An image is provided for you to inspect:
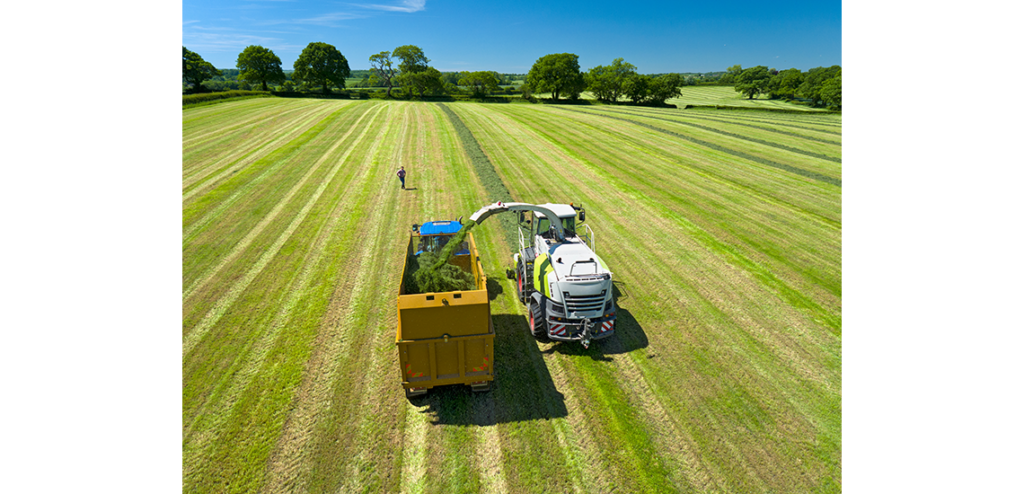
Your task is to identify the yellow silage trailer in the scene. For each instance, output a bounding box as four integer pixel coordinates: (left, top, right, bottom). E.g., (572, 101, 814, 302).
(396, 221, 494, 398)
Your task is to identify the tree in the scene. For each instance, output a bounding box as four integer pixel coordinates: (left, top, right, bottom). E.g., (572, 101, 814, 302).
(369, 51, 397, 97)
(236, 45, 285, 91)
(767, 68, 803, 99)
(183, 46, 220, 92)
(720, 64, 743, 84)
(392, 45, 438, 97)
(404, 67, 446, 97)
(392, 45, 430, 74)
(586, 58, 637, 103)
(819, 69, 841, 110)
(647, 73, 683, 104)
(293, 42, 351, 93)
(798, 65, 841, 106)
(623, 74, 651, 104)
(734, 65, 771, 99)
(458, 71, 500, 98)
(525, 53, 586, 100)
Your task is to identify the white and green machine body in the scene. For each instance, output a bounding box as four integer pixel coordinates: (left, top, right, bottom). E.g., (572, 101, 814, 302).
(470, 202, 616, 348)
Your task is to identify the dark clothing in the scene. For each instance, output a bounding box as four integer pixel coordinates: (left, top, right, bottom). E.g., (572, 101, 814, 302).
(397, 169, 406, 189)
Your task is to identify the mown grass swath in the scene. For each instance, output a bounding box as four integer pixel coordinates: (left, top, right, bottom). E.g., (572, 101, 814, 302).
(450, 101, 840, 490)
(183, 98, 841, 492)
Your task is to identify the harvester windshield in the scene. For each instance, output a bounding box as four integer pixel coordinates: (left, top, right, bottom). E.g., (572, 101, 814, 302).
(537, 216, 576, 239)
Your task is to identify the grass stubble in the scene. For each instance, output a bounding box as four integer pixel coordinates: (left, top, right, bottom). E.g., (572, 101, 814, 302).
(183, 97, 841, 493)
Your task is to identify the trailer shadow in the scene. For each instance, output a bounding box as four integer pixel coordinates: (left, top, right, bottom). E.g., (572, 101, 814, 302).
(485, 277, 503, 301)
(410, 313, 568, 426)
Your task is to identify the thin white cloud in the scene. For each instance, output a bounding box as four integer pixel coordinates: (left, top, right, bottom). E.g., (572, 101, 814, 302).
(183, 20, 200, 25)
(183, 27, 287, 53)
(357, 0, 425, 13)
(294, 11, 365, 25)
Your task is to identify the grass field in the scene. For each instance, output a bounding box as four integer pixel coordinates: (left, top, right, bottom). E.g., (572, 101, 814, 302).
(666, 86, 828, 111)
(183, 98, 841, 493)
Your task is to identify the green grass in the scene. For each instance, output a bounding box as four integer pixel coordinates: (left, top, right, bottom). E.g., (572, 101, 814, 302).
(184, 98, 841, 492)
(667, 85, 829, 111)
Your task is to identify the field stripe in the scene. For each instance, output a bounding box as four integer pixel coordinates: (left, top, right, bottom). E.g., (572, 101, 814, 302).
(457, 101, 837, 489)
(183, 99, 318, 148)
(182, 127, 376, 490)
(452, 103, 689, 492)
(493, 105, 840, 229)
(261, 104, 398, 493)
(499, 105, 841, 332)
(556, 107, 842, 186)
(183, 102, 345, 201)
(182, 99, 841, 492)
(605, 106, 843, 145)
(672, 109, 844, 136)
(183, 103, 385, 358)
(598, 108, 842, 162)
(182, 100, 332, 181)
(182, 103, 370, 300)
(182, 108, 382, 439)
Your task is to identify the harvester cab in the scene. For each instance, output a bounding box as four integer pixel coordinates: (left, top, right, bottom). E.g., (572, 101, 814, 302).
(470, 201, 616, 348)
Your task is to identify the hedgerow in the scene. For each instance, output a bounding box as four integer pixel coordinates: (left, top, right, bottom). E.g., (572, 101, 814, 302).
(182, 90, 271, 106)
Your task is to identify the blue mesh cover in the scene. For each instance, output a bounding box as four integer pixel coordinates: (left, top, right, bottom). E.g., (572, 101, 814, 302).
(420, 220, 462, 235)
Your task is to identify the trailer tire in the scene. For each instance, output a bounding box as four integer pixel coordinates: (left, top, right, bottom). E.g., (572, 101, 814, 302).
(529, 300, 547, 338)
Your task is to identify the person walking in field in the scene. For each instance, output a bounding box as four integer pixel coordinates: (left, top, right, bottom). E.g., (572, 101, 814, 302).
(397, 166, 407, 190)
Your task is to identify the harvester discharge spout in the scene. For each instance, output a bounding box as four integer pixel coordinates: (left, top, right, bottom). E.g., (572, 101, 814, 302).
(469, 202, 567, 242)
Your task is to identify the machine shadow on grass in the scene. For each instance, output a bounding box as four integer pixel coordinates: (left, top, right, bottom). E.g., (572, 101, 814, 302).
(541, 280, 649, 361)
(410, 313, 568, 426)
(485, 277, 503, 301)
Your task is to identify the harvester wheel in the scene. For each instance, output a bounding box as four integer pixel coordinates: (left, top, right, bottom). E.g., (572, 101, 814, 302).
(529, 300, 547, 338)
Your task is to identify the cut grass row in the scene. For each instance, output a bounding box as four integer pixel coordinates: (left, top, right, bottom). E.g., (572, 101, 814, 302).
(555, 106, 841, 186)
(601, 106, 843, 147)
(183, 98, 841, 492)
(451, 102, 840, 490)
(183, 103, 393, 493)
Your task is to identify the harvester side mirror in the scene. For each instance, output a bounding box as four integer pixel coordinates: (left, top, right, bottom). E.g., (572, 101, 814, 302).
(579, 210, 586, 222)
(519, 212, 525, 223)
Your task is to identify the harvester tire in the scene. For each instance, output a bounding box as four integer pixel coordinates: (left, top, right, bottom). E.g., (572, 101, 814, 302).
(529, 300, 547, 338)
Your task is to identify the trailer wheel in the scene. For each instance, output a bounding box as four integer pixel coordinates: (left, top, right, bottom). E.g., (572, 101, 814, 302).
(529, 300, 547, 338)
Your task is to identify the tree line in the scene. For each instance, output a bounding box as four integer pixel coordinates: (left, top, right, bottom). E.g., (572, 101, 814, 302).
(184, 44, 839, 109)
(719, 64, 841, 109)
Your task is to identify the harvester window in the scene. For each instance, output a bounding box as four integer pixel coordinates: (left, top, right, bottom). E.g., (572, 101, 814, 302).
(536, 217, 576, 239)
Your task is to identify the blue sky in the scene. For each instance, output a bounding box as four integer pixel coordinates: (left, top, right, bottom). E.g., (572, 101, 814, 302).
(183, 0, 841, 73)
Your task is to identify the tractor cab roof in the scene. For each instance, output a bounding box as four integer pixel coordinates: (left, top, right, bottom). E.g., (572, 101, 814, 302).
(419, 220, 462, 235)
(531, 203, 576, 219)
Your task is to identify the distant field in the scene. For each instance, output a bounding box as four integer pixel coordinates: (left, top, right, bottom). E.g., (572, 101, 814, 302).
(183, 98, 841, 493)
(668, 85, 827, 111)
